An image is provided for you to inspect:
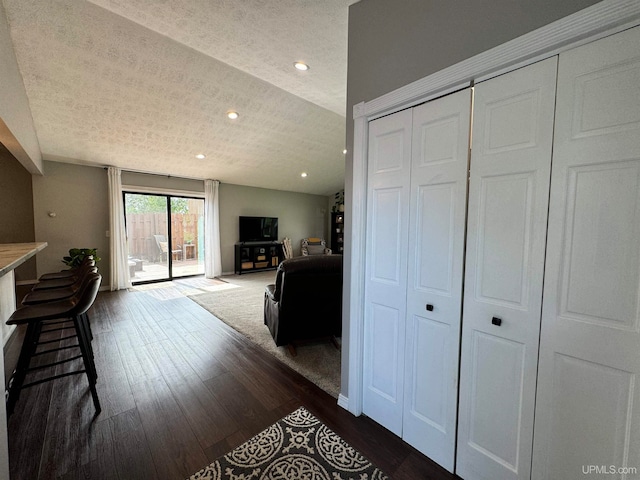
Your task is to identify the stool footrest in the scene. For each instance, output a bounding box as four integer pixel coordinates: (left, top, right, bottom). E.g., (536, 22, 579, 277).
(37, 334, 78, 345)
(40, 326, 73, 335)
(42, 319, 73, 327)
(22, 369, 88, 389)
(33, 344, 80, 357)
(27, 354, 83, 372)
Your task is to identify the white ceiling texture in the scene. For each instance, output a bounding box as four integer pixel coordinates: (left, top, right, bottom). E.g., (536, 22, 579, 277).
(3, 0, 355, 195)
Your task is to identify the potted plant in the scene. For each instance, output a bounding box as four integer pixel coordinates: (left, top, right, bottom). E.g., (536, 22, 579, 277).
(62, 248, 101, 267)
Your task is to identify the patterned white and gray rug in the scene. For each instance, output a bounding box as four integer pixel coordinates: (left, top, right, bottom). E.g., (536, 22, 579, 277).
(187, 407, 388, 480)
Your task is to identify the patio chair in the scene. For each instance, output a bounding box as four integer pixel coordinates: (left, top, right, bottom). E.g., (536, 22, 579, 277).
(153, 235, 182, 262)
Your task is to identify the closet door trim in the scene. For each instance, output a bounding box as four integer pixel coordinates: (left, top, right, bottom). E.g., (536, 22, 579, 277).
(361, 0, 640, 121)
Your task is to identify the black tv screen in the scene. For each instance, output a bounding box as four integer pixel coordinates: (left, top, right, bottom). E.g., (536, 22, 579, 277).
(239, 216, 278, 243)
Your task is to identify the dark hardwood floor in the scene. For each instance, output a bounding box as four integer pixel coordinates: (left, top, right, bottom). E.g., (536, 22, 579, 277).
(6, 283, 459, 479)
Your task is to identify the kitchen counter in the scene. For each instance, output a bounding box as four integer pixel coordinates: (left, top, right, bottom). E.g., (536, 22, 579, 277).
(1, 241, 47, 343)
(0, 242, 47, 277)
(0, 242, 47, 480)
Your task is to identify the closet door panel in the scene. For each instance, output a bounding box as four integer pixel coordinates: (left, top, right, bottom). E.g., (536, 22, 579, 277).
(367, 303, 401, 398)
(363, 109, 412, 435)
(415, 183, 456, 292)
(562, 163, 640, 323)
(457, 57, 558, 480)
(467, 331, 524, 466)
(533, 26, 640, 479)
(407, 314, 449, 423)
(370, 188, 404, 282)
(404, 89, 471, 471)
(475, 172, 534, 307)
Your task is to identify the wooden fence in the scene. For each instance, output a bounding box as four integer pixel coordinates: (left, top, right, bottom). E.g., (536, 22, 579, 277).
(126, 213, 200, 262)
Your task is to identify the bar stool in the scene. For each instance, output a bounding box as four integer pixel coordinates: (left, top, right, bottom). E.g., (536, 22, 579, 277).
(38, 256, 95, 281)
(22, 268, 99, 349)
(32, 262, 97, 291)
(6, 273, 102, 417)
(23, 266, 98, 305)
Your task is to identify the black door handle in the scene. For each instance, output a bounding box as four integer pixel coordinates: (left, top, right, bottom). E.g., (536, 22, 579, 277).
(492, 316, 502, 326)
(426, 304, 434, 311)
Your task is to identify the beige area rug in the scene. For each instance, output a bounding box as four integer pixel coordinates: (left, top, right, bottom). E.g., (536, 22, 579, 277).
(187, 271, 341, 398)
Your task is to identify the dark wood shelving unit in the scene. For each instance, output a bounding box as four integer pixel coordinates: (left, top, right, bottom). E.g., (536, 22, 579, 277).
(234, 242, 283, 274)
(331, 212, 344, 254)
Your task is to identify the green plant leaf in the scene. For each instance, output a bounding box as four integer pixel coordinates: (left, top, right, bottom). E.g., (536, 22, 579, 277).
(62, 248, 100, 266)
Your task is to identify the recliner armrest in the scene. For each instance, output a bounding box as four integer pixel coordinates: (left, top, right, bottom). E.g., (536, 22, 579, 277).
(265, 284, 277, 302)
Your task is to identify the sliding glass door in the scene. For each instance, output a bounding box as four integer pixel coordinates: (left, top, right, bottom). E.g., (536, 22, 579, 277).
(124, 192, 205, 283)
(170, 197, 205, 278)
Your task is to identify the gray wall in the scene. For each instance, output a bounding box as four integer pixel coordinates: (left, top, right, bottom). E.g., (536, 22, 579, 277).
(342, 0, 601, 397)
(32, 161, 111, 286)
(347, 0, 600, 110)
(0, 143, 36, 281)
(31, 161, 330, 281)
(220, 184, 329, 273)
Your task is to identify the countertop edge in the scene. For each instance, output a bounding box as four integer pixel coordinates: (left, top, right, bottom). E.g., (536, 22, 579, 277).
(0, 242, 48, 278)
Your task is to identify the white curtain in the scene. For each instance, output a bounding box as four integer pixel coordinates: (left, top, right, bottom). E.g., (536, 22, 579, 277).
(107, 167, 131, 290)
(204, 179, 222, 278)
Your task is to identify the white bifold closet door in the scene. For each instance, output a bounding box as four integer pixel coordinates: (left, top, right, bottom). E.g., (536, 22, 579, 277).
(532, 26, 640, 479)
(363, 107, 412, 436)
(363, 89, 471, 471)
(403, 90, 471, 471)
(456, 57, 558, 480)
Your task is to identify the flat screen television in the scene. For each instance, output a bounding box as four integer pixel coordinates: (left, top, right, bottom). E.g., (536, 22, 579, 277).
(239, 216, 278, 243)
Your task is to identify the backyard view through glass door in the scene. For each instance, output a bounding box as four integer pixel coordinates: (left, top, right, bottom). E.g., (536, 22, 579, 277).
(124, 193, 205, 283)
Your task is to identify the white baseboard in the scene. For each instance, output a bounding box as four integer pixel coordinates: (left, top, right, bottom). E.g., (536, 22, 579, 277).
(337, 393, 350, 411)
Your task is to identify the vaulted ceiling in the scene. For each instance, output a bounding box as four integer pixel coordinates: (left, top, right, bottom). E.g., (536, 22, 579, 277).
(3, 0, 355, 195)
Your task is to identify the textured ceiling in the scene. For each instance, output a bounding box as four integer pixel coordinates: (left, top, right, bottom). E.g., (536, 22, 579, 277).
(3, 0, 354, 195)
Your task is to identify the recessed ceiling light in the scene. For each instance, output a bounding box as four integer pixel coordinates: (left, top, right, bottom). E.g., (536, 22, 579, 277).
(342, 149, 347, 154)
(227, 111, 239, 120)
(301, 172, 308, 178)
(294, 62, 309, 71)
(195, 154, 206, 159)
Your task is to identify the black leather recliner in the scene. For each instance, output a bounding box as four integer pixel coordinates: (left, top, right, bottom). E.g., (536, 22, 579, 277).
(264, 255, 343, 348)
